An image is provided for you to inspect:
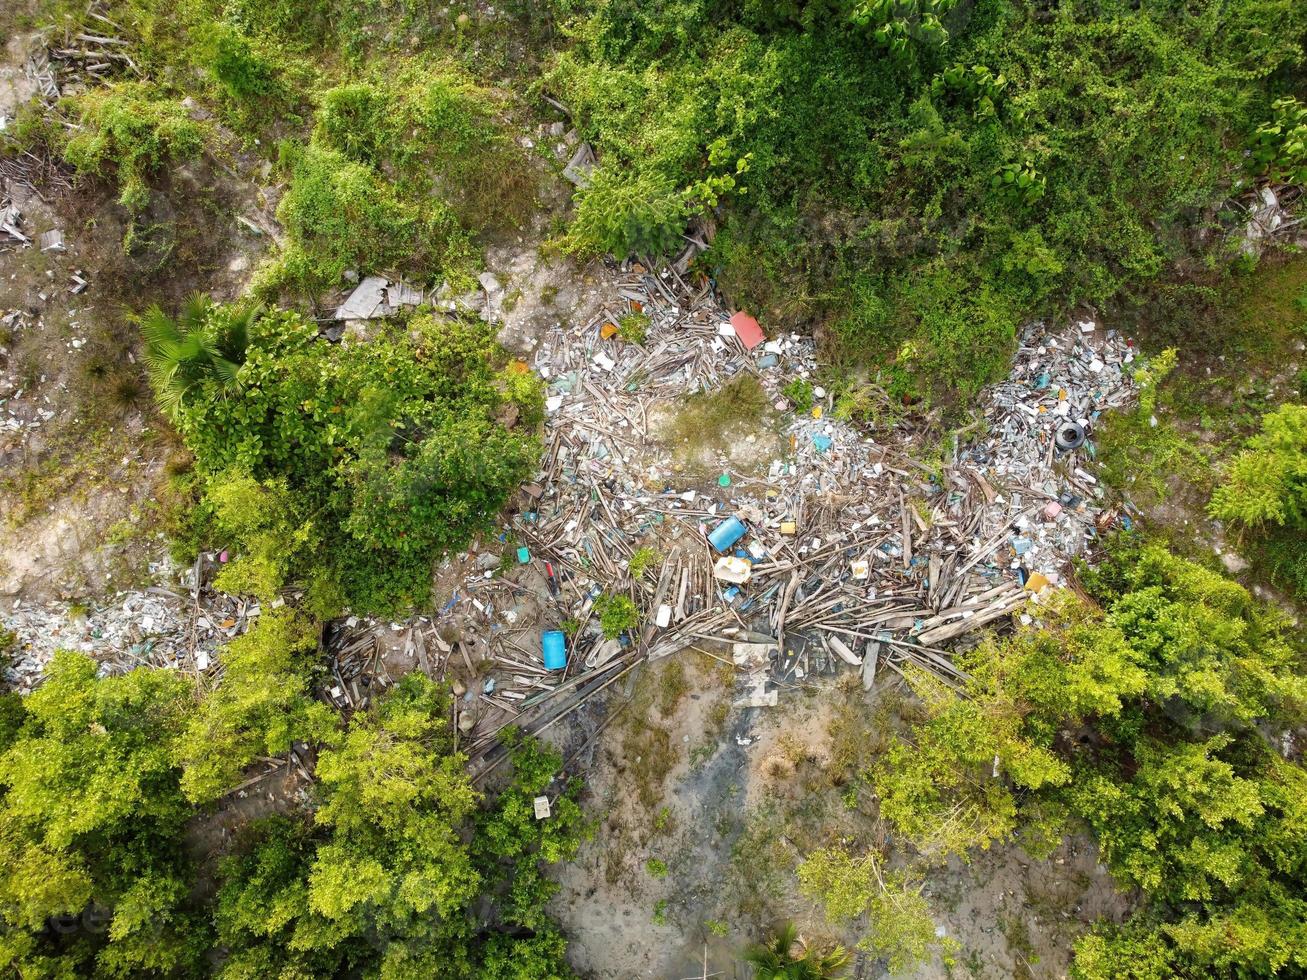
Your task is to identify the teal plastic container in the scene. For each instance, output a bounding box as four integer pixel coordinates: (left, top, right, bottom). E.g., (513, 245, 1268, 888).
(708, 516, 747, 552)
(542, 630, 567, 671)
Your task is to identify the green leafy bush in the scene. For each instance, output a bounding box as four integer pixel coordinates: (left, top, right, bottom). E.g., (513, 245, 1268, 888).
(478, 929, 578, 979)
(796, 848, 945, 970)
(205, 472, 324, 605)
(872, 540, 1307, 978)
(827, 263, 1018, 399)
(783, 377, 815, 413)
(1209, 403, 1307, 531)
(62, 81, 208, 212)
(593, 593, 639, 639)
(162, 304, 542, 614)
(0, 649, 585, 976)
(850, 0, 956, 61)
(990, 159, 1046, 206)
(617, 311, 650, 344)
(563, 166, 691, 259)
(472, 733, 591, 930)
(1250, 97, 1307, 184)
(314, 81, 393, 164)
(204, 21, 278, 101)
(932, 62, 1008, 117)
(628, 545, 660, 579)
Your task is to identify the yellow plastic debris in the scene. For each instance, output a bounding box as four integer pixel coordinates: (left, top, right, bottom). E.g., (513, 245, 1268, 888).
(1024, 572, 1051, 592)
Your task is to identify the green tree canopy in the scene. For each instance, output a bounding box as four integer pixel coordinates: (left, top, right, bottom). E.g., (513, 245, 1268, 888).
(162, 306, 543, 614)
(0, 653, 204, 977)
(177, 609, 336, 804)
(215, 676, 584, 978)
(870, 541, 1307, 978)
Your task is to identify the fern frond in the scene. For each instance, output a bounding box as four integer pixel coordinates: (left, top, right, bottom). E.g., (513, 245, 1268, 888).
(179, 292, 213, 333)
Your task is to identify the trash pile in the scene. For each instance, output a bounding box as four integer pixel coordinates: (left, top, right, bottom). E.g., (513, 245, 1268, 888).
(1, 197, 30, 247)
(1, 248, 1137, 769)
(325, 263, 1140, 769)
(1, 556, 251, 693)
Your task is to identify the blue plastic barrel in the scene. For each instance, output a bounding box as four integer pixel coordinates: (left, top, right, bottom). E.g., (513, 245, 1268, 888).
(708, 516, 747, 552)
(542, 630, 567, 671)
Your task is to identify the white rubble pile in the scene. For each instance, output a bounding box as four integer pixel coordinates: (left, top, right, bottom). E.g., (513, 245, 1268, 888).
(2, 556, 253, 692)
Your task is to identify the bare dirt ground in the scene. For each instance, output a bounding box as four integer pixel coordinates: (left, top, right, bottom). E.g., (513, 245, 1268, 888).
(0, 25, 274, 606)
(552, 654, 1133, 979)
(0, 176, 166, 601)
(481, 243, 612, 357)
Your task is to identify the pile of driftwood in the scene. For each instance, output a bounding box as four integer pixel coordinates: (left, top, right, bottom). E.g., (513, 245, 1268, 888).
(0, 7, 127, 207)
(320, 259, 1139, 776)
(46, 5, 138, 89)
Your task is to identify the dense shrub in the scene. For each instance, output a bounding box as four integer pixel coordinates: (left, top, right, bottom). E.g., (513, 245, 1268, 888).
(264, 142, 463, 297)
(563, 166, 691, 259)
(0, 653, 206, 976)
(167, 305, 542, 613)
(177, 609, 336, 804)
(214, 676, 584, 977)
(0, 658, 581, 977)
(593, 593, 640, 639)
(472, 733, 591, 931)
(547, 0, 1307, 401)
(797, 847, 947, 970)
(203, 21, 278, 101)
(61, 81, 208, 212)
(870, 540, 1307, 978)
(1210, 403, 1307, 531)
(261, 66, 533, 297)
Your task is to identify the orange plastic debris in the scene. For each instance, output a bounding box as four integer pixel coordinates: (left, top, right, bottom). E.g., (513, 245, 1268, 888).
(729, 311, 765, 350)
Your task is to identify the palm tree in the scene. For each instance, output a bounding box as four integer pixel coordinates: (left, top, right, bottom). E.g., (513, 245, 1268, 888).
(136, 293, 258, 420)
(742, 923, 852, 979)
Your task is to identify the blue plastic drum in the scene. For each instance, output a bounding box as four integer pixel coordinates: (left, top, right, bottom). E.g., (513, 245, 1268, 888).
(542, 630, 567, 671)
(708, 516, 747, 552)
